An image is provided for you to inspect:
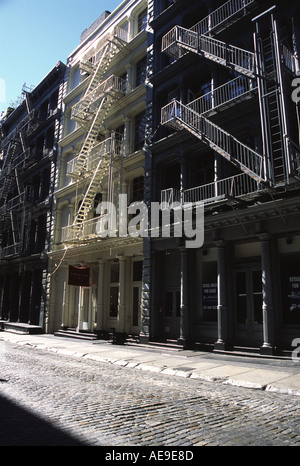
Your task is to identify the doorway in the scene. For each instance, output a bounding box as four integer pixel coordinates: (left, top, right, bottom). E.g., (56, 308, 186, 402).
(164, 290, 180, 340)
(235, 267, 263, 347)
(76, 287, 92, 332)
(131, 284, 142, 334)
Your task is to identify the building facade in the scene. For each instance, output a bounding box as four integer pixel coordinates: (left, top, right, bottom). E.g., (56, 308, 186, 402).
(47, 1, 150, 340)
(144, 0, 300, 356)
(0, 62, 66, 333)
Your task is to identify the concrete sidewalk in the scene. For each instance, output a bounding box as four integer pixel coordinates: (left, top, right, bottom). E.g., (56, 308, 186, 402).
(1, 331, 300, 396)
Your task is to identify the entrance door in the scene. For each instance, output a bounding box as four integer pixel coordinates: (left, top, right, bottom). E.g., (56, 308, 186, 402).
(131, 284, 142, 334)
(235, 268, 263, 347)
(164, 290, 180, 340)
(77, 287, 92, 332)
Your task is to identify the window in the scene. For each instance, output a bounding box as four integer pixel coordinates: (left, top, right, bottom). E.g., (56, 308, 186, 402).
(138, 8, 147, 33)
(132, 176, 144, 202)
(136, 56, 147, 87)
(115, 124, 125, 155)
(109, 262, 119, 318)
(281, 257, 300, 325)
(133, 260, 143, 281)
(202, 262, 217, 322)
(93, 193, 102, 217)
(134, 111, 146, 151)
(109, 287, 119, 318)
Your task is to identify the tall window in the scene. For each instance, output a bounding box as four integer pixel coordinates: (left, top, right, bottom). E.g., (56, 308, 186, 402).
(134, 111, 146, 151)
(115, 124, 125, 155)
(132, 176, 144, 202)
(109, 262, 119, 318)
(138, 8, 147, 32)
(136, 56, 147, 87)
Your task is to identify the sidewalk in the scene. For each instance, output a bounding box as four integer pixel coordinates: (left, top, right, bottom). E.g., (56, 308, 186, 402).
(1, 331, 300, 396)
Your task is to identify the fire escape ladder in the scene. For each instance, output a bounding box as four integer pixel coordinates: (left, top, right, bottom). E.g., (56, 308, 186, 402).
(72, 151, 112, 232)
(10, 209, 19, 247)
(84, 43, 112, 99)
(70, 41, 126, 178)
(64, 35, 128, 242)
(161, 100, 264, 183)
(72, 97, 111, 178)
(254, 13, 290, 186)
(0, 141, 19, 203)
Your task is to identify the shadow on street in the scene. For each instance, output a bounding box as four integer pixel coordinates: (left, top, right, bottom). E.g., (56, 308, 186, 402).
(0, 390, 89, 446)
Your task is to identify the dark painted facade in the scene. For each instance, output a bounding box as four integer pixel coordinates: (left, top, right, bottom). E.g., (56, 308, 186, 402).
(0, 61, 66, 333)
(142, 0, 300, 355)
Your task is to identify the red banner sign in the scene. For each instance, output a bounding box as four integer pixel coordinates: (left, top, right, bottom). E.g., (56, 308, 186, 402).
(68, 266, 90, 287)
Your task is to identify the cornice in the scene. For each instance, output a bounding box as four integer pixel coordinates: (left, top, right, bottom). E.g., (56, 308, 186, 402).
(49, 236, 143, 260)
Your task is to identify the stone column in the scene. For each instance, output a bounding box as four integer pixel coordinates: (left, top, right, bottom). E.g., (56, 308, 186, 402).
(178, 248, 190, 347)
(96, 260, 105, 331)
(124, 116, 131, 156)
(60, 265, 69, 329)
(118, 256, 126, 333)
(139, 238, 151, 344)
(126, 62, 133, 94)
(214, 241, 228, 350)
(260, 234, 275, 355)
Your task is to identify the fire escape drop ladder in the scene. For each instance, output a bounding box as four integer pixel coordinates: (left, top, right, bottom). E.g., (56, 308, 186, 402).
(253, 9, 291, 186)
(69, 38, 126, 239)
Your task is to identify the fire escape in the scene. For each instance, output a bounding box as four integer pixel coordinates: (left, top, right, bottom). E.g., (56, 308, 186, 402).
(160, 0, 300, 206)
(0, 93, 39, 258)
(62, 30, 129, 243)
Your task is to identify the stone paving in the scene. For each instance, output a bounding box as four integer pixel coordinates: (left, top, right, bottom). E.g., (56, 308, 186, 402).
(0, 336, 299, 447)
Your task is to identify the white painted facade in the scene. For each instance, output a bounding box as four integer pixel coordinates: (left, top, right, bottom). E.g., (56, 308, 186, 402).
(47, 0, 149, 338)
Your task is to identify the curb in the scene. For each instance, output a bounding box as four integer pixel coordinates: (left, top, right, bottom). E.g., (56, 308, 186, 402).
(8, 338, 300, 397)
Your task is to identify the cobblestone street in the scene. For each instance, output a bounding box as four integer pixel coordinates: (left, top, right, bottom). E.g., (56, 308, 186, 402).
(0, 340, 299, 449)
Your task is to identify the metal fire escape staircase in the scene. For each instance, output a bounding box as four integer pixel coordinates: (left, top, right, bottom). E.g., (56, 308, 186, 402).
(162, 100, 264, 183)
(161, 19, 264, 183)
(65, 35, 127, 242)
(0, 134, 28, 257)
(162, 2, 299, 191)
(253, 13, 295, 186)
(0, 95, 40, 257)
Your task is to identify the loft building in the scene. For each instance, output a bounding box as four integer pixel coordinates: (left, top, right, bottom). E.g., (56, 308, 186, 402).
(48, 1, 149, 341)
(0, 62, 66, 334)
(144, 0, 300, 356)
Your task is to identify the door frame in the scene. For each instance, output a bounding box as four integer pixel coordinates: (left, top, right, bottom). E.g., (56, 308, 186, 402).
(131, 283, 142, 334)
(234, 265, 263, 347)
(77, 286, 92, 332)
(163, 289, 180, 340)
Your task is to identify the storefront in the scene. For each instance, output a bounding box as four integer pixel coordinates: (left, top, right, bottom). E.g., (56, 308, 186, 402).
(48, 241, 144, 340)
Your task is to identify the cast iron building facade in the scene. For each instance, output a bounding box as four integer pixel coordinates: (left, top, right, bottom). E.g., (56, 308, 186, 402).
(0, 62, 66, 333)
(144, 0, 300, 355)
(47, 1, 149, 340)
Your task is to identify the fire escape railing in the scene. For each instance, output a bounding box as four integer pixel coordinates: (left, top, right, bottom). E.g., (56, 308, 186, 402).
(162, 26, 256, 78)
(161, 100, 264, 182)
(190, 0, 256, 36)
(161, 172, 262, 206)
(186, 75, 257, 115)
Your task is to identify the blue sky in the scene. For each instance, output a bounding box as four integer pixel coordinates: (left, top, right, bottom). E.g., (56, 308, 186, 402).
(0, 0, 122, 114)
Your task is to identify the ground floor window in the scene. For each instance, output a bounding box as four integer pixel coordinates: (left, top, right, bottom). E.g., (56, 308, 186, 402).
(109, 262, 119, 318)
(281, 256, 300, 325)
(202, 261, 217, 322)
(109, 286, 119, 318)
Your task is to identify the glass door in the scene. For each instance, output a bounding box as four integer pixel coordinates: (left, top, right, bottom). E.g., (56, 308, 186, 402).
(164, 290, 180, 340)
(77, 287, 92, 332)
(132, 285, 142, 332)
(235, 267, 263, 347)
